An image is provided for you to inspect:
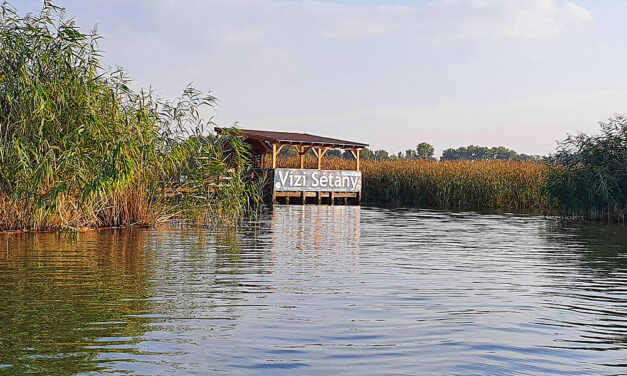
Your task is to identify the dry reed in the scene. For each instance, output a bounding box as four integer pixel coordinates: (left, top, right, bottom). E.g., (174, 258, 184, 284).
(275, 156, 551, 212)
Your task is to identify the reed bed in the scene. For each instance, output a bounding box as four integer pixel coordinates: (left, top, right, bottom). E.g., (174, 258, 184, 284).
(0, 3, 261, 232)
(545, 115, 627, 223)
(276, 156, 551, 212)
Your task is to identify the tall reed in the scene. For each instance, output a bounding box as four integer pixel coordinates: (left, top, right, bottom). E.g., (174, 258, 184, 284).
(0, 2, 261, 231)
(276, 156, 550, 212)
(545, 115, 627, 222)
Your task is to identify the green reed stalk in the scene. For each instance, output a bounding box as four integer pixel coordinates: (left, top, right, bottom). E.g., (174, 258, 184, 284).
(0, 2, 261, 231)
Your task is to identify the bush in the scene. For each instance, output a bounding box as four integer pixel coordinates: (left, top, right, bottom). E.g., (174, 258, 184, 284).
(545, 115, 627, 222)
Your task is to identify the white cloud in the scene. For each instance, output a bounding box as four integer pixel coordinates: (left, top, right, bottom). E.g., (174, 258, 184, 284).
(36, 0, 612, 157)
(161, 0, 591, 42)
(424, 0, 593, 40)
(565, 2, 593, 20)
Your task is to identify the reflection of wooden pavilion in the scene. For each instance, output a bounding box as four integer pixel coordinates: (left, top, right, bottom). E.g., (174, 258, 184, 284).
(216, 128, 369, 204)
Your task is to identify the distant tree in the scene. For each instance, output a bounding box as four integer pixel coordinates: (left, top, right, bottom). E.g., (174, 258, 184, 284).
(342, 150, 354, 160)
(517, 154, 543, 162)
(404, 149, 418, 160)
(416, 142, 435, 160)
(373, 149, 390, 160)
(440, 147, 464, 161)
(326, 149, 343, 158)
(488, 146, 517, 160)
(279, 146, 299, 158)
(441, 145, 521, 161)
(359, 148, 375, 160)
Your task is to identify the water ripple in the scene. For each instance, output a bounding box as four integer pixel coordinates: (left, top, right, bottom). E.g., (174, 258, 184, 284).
(0, 206, 625, 375)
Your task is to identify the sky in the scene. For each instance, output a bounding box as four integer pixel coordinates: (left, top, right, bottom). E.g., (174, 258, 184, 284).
(12, 0, 627, 156)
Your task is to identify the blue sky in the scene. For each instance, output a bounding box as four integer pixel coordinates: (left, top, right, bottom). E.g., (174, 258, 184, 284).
(13, 0, 627, 156)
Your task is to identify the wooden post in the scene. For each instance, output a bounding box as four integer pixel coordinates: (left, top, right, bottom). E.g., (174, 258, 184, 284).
(315, 147, 328, 170)
(272, 144, 277, 169)
(272, 144, 285, 169)
(349, 148, 360, 171)
(297, 146, 311, 169)
(317, 148, 322, 170)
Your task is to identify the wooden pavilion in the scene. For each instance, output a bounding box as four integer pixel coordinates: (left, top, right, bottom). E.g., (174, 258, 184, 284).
(216, 128, 368, 205)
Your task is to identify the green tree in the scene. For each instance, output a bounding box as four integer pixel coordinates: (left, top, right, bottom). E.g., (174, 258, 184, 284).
(360, 148, 375, 160)
(373, 150, 390, 160)
(416, 142, 435, 160)
(326, 149, 343, 158)
(404, 149, 418, 160)
(441, 145, 520, 161)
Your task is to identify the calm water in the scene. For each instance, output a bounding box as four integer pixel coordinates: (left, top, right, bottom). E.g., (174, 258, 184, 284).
(0, 206, 625, 375)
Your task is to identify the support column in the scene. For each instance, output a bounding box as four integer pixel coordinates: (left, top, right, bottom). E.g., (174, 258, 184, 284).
(315, 147, 328, 170)
(272, 144, 285, 169)
(272, 144, 277, 169)
(349, 148, 361, 171)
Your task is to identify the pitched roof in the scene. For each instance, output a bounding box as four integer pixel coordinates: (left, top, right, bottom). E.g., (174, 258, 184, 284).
(215, 128, 368, 149)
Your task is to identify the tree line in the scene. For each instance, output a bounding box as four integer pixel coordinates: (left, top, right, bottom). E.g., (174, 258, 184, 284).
(280, 142, 541, 161)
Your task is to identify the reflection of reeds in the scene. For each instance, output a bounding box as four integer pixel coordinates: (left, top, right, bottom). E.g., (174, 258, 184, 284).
(276, 156, 551, 212)
(0, 229, 153, 374)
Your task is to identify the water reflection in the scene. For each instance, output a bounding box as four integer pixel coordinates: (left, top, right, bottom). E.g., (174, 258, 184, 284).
(269, 205, 360, 250)
(539, 222, 627, 353)
(268, 205, 360, 271)
(0, 208, 625, 375)
(0, 229, 153, 375)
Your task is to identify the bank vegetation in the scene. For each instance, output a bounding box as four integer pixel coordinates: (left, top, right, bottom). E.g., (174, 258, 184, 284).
(276, 157, 551, 212)
(0, 3, 262, 232)
(545, 115, 626, 223)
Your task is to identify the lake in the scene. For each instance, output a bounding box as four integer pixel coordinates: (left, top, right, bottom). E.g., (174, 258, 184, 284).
(0, 206, 625, 375)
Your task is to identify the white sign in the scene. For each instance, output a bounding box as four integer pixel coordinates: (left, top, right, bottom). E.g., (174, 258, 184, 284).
(274, 168, 362, 192)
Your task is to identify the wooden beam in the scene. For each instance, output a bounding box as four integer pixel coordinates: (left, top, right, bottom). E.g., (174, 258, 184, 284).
(348, 148, 361, 171)
(272, 144, 285, 169)
(348, 149, 361, 171)
(315, 147, 329, 170)
(318, 148, 322, 170)
(297, 146, 311, 169)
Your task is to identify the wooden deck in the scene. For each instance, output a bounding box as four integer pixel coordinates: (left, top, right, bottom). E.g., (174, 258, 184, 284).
(273, 190, 360, 205)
